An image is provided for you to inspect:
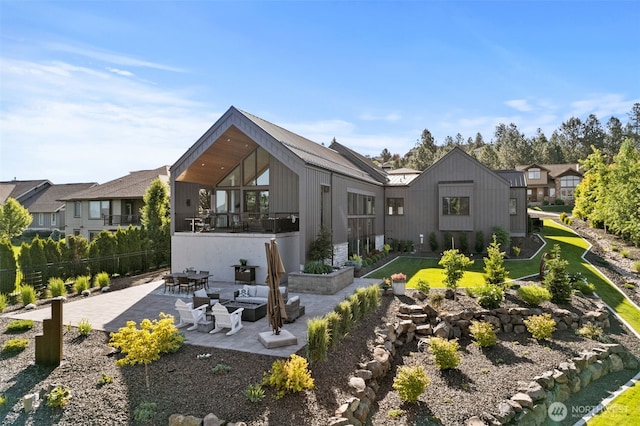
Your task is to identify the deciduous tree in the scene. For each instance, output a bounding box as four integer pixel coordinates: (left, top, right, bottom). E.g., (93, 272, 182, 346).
(0, 198, 32, 240)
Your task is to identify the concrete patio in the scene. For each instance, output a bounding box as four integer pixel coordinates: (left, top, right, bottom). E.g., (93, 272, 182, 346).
(4, 277, 380, 358)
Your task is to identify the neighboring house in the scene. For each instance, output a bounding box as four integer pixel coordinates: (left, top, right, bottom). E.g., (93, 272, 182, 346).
(59, 166, 170, 240)
(516, 163, 583, 205)
(170, 106, 527, 283)
(0, 180, 96, 233)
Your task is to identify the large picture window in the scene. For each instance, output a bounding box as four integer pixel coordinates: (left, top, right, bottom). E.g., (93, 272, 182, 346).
(387, 198, 404, 215)
(89, 200, 110, 220)
(560, 175, 580, 200)
(348, 191, 376, 256)
(442, 197, 469, 216)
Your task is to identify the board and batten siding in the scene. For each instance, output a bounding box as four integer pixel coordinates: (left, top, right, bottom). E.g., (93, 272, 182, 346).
(269, 158, 299, 214)
(386, 149, 511, 249)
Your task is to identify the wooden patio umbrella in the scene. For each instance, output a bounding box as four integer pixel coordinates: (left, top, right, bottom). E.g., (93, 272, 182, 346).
(265, 238, 287, 335)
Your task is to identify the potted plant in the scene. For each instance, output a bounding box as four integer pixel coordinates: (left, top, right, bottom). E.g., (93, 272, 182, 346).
(239, 258, 248, 266)
(379, 277, 393, 296)
(391, 272, 407, 295)
(346, 254, 362, 271)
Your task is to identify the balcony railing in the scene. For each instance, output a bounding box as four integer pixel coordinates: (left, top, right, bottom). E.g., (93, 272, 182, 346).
(103, 215, 142, 226)
(175, 212, 299, 233)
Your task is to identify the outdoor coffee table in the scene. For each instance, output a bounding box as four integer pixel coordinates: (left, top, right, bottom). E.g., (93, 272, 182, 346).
(223, 301, 267, 322)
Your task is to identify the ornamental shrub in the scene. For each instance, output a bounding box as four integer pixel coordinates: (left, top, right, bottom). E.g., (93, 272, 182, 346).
(393, 365, 430, 402)
(243, 383, 266, 403)
(524, 313, 556, 341)
(517, 285, 552, 306)
(576, 322, 606, 342)
(306, 317, 329, 363)
(475, 230, 485, 254)
(20, 285, 36, 306)
(428, 337, 461, 370)
(325, 311, 343, 349)
(48, 277, 67, 298)
(74, 275, 90, 294)
(263, 354, 314, 399)
(469, 321, 497, 347)
(438, 249, 473, 297)
(429, 232, 438, 251)
(475, 284, 504, 309)
(78, 318, 92, 336)
(416, 278, 430, 294)
(94, 272, 110, 288)
(2, 338, 29, 353)
(0, 294, 6, 313)
(46, 385, 71, 408)
(303, 261, 333, 274)
(109, 313, 184, 389)
(6, 319, 34, 333)
(335, 300, 354, 332)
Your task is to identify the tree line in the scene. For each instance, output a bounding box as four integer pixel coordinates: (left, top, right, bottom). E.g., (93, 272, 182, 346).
(378, 103, 640, 171)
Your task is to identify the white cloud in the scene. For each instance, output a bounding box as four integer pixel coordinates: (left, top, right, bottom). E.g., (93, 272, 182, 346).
(505, 99, 533, 112)
(570, 93, 639, 119)
(107, 67, 134, 77)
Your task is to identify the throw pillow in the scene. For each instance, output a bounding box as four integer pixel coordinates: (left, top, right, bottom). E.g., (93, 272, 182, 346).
(194, 288, 208, 298)
(238, 288, 249, 298)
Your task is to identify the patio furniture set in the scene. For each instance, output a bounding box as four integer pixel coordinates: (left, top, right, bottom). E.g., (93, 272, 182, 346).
(173, 285, 305, 336)
(163, 271, 211, 294)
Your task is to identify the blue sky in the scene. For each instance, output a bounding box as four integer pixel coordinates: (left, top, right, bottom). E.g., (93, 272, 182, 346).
(1, 0, 639, 184)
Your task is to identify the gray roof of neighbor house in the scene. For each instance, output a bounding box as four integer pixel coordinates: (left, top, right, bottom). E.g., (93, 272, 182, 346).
(516, 163, 582, 178)
(22, 183, 98, 212)
(238, 110, 381, 184)
(0, 180, 51, 204)
(496, 170, 527, 188)
(59, 166, 169, 201)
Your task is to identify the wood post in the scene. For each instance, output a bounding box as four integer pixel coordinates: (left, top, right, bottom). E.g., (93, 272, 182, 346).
(35, 298, 63, 366)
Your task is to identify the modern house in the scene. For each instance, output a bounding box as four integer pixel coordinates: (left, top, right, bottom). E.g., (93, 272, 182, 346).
(170, 107, 527, 283)
(516, 163, 583, 205)
(59, 166, 170, 240)
(0, 180, 96, 234)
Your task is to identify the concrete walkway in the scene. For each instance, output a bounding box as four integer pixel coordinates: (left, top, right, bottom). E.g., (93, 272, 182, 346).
(3, 277, 379, 358)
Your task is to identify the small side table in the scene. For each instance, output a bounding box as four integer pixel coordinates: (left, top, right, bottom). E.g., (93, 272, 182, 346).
(232, 265, 258, 284)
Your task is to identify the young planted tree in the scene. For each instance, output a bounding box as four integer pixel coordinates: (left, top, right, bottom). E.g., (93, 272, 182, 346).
(543, 244, 572, 304)
(309, 227, 333, 264)
(0, 240, 17, 293)
(483, 235, 508, 286)
(438, 249, 473, 299)
(141, 178, 170, 268)
(0, 198, 32, 241)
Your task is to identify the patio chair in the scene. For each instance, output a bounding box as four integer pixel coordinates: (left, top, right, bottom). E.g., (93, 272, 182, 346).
(174, 299, 207, 331)
(177, 275, 192, 293)
(198, 270, 210, 289)
(209, 302, 244, 336)
(163, 274, 178, 293)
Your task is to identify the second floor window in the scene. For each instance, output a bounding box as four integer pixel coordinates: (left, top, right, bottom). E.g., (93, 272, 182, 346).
(387, 198, 404, 215)
(442, 196, 469, 216)
(74, 202, 81, 217)
(528, 168, 540, 180)
(89, 200, 110, 219)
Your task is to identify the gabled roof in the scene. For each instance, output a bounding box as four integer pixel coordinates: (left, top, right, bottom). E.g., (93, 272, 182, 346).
(60, 166, 169, 201)
(21, 183, 97, 212)
(0, 180, 51, 203)
(172, 107, 382, 186)
(328, 139, 388, 184)
(516, 163, 582, 178)
(419, 147, 511, 186)
(239, 110, 380, 183)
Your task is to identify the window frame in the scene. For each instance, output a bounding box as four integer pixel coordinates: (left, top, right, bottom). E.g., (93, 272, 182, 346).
(386, 198, 404, 216)
(509, 198, 517, 215)
(442, 196, 470, 216)
(528, 168, 541, 180)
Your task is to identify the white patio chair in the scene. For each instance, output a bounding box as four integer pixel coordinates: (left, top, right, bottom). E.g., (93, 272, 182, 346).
(209, 303, 244, 336)
(174, 299, 207, 331)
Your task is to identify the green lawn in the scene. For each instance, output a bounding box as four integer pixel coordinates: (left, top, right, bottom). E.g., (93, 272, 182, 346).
(588, 381, 640, 425)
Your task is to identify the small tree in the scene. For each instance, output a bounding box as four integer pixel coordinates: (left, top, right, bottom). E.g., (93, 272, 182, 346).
(141, 178, 171, 268)
(474, 230, 485, 254)
(483, 235, 508, 285)
(308, 227, 333, 264)
(0, 198, 32, 240)
(109, 313, 184, 390)
(438, 249, 473, 299)
(543, 244, 572, 304)
(492, 226, 510, 250)
(0, 240, 17, 293)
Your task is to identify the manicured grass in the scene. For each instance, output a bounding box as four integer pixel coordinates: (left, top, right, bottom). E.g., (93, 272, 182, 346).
(588, 381, 640, 425)
(533, 205, 574, 214)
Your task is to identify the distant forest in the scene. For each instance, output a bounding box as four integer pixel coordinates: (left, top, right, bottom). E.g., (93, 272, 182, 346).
(376, 103, 640, 171)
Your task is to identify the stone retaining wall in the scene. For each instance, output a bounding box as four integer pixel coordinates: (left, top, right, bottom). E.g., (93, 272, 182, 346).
(287, 267, 354, 295)
(328, 299, 635, 426)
